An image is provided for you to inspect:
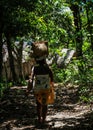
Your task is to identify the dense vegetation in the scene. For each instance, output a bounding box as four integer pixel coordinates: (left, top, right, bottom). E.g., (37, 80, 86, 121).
(0, 0, 93, 103)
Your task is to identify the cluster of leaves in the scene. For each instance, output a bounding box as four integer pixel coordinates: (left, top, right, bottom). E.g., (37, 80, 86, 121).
(52, 46, 93, 103)
(0, 81, 13, 98)
(0, 79, 27, 98)
(0, 0, 93, 102)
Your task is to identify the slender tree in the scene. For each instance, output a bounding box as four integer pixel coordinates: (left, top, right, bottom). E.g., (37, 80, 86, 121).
(85, 1, 93, 51)
(70, 2, 83, 57)
(0, 5, 4, 81)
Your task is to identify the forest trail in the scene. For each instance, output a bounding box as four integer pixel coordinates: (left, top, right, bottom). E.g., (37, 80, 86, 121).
(0, 83, 93, 130)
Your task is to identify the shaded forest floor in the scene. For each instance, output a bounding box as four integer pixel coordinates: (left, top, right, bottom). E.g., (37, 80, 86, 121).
(0, 83, 93, 130)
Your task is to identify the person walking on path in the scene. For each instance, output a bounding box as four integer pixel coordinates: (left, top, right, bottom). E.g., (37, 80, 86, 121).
(26, 41, 55, 124)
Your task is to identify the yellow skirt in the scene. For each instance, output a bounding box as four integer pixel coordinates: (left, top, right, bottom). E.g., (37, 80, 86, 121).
(34, 87, 55, 105)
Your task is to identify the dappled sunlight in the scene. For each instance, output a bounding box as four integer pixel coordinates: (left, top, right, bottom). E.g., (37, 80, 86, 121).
(0, 84, 92, 130)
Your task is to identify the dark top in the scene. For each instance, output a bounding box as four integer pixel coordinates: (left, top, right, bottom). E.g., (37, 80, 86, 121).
(32, 63, 53, 82)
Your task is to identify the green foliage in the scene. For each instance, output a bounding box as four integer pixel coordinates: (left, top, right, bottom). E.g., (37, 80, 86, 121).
(0, 0, 38, 37)
(0, 0, 93, 103)
(79, 84, 93, 103)
(20, 80, 27, 86)
(0, 83, 5, 97)
(27, 0, 74, 46)
(0, 79, 27, 98)
(52, 64, 65, 82)
(0, 81, 13, 98)
(82, 41, 91, 53)
(51, 44, 93, 103)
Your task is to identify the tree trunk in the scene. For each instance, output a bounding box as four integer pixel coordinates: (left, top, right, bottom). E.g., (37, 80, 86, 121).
(0, 33, 3, 82)
(70, 3, 83, 57)
(0, 6, 3, 82)
(17, 40, 24, 80)
(6, 36, 17, 82)
(86, 6, 93, 51)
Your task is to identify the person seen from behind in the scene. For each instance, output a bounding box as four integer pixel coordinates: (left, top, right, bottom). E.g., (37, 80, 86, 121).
(26, 41, 55, 124)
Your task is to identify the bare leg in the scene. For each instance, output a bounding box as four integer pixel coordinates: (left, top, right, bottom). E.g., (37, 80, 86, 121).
(36, 100, 42, 123)
(42, 105, 47, 123)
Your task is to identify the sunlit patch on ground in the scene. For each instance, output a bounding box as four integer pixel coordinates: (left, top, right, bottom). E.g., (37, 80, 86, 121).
(0, 84, 93, 130)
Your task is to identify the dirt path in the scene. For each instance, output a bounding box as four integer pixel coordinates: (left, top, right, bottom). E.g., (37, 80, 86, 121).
(0, 84, 93, 130)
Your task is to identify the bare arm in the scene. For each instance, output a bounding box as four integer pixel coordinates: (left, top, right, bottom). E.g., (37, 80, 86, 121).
(26, 66, 34, 94)
(48, 67, 54, 87)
